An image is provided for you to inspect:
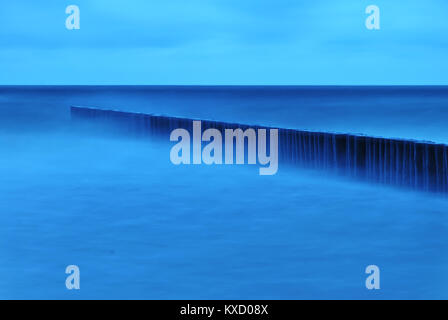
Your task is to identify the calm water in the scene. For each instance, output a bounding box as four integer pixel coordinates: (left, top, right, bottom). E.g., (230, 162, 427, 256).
(2, 85, 448, 142)
(1, 86, 448, 299)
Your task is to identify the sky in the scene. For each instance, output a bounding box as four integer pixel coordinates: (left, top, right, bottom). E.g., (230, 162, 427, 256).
(0, 0, 447, 85)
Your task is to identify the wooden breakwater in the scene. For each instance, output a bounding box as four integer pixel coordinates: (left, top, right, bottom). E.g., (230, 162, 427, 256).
(71, 106, 448, 193)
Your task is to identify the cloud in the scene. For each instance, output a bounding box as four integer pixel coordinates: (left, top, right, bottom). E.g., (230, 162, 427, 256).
(0, 0, 447, 84)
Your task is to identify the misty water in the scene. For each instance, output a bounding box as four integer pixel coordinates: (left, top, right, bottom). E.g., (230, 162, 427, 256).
(1, 86, 448, 299)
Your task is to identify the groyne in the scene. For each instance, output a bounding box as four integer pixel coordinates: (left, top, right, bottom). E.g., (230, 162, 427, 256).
(71, 106, 448, 193)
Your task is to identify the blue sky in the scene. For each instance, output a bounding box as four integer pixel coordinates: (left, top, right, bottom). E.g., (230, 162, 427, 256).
(0, 0, 447, 84)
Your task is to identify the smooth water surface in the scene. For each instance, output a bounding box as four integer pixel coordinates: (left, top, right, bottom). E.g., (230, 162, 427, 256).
(1, 86, 448, 299)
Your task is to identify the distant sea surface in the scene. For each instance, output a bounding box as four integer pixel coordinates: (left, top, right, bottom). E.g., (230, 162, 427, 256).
(1, 86, 448, 299)
(2, 85, 448, 142)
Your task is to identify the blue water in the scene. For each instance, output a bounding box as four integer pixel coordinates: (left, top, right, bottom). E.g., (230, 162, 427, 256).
(1, 86, 448, 299)
(3, 85, 448, 142)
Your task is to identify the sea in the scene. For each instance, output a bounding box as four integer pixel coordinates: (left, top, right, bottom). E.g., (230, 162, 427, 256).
(1, 86, 448, 299)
